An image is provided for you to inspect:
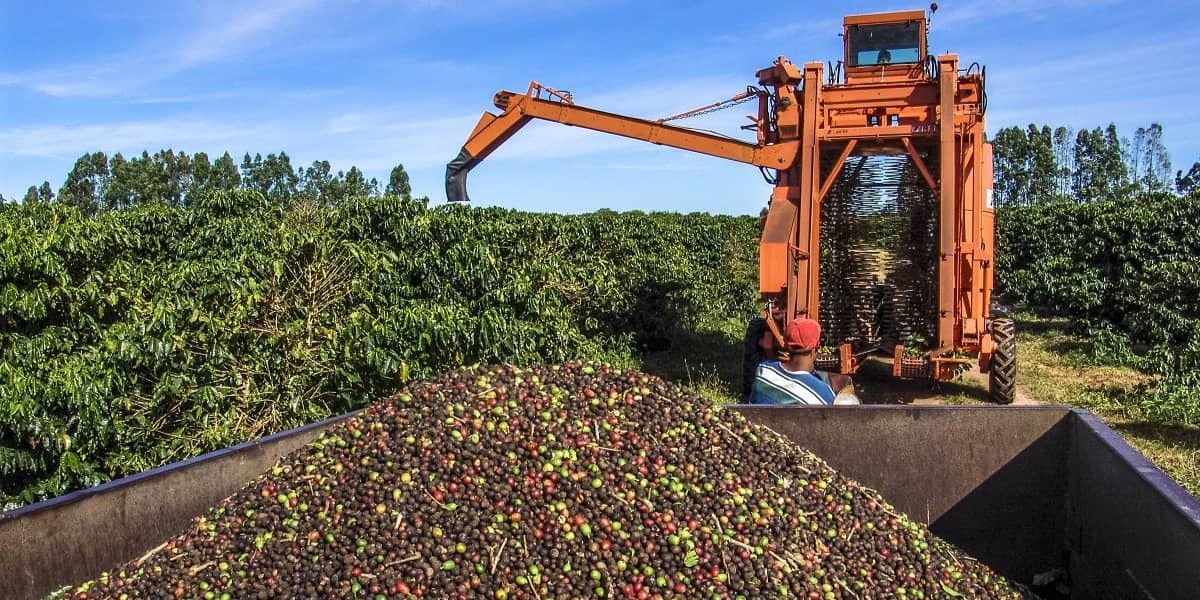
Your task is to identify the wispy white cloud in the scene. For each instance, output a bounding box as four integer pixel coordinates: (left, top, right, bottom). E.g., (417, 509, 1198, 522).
(0, 62, 131, 98)
(0, 1, 325, 98)
(763, 18, 841, 41)
(986, 37, 1200, 90)
(326, 112, 375, 135)
(0, 119, 269, 157)
(314, 112, 482, 170)
(567, 156, 707, 172)
(130, 91, 249, 105)
(175, 2, 319, 67)
(985, 35, 1200, 134)
(933, 0, 1125, 29)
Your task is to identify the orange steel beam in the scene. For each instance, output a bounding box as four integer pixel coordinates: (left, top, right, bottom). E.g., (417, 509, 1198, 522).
(754, 57, 806, 308)
(959, 130, 977, 340)
(794, 62, 824, 321)
(446, 90, 798, 202)
(818, 140, 858, 202)
(936, 55, 959, 352)
(821, 126, 936, 141)
(821, 86, 944, 110)
(980, 141, 995, 318)
(901, 137, 938, 194)
(963, 122, 990, 342)
(961, 136, 976, 245)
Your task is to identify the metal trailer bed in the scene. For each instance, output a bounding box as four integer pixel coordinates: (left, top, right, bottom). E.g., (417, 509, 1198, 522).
(3, 406, 1197, 599)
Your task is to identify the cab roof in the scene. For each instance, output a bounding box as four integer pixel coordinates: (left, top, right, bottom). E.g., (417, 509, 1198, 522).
(843, 10, 926, 27)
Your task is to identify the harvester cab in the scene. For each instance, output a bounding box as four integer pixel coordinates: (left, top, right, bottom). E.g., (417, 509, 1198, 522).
(843, 11, 926, 78)
(444, 6, 1016, 404)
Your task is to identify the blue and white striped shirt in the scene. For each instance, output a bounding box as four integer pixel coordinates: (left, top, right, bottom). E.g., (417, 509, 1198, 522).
(749, 361, 837, 406)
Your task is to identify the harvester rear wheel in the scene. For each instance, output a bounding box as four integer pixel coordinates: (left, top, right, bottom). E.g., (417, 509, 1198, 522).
(988, 318, 1017, 404)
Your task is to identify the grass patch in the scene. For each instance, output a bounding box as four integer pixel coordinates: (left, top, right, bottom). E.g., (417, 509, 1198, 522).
(1013, 311, 1200, 498)
(1013, 312, 1146, 409)
(638, 317, 745, 405)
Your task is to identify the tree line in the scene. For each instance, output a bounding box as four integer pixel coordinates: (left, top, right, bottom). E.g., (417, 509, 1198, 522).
(4, 150, 414, 215)
(7, 125, 1199, 212)
(991, 122, 1200, 206)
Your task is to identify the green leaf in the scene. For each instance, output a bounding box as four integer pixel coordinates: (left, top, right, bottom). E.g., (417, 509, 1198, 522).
(940, 583, 965, 597)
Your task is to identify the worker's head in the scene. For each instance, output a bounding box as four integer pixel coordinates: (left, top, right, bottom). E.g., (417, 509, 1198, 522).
(784, 318, 821, 355)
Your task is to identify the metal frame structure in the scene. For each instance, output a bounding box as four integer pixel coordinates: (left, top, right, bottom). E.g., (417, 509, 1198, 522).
(444, 9, 1011, 399)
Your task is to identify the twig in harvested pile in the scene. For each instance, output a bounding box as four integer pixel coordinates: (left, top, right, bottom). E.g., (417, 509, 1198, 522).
(385, 554, 421, 567)
(491, 538, 508, 575)
(187, 561, 213, 577)
(134, 540, 169, 565)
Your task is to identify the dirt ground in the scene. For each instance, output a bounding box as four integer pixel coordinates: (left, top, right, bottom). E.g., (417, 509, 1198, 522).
(846, 355, 1038, 406)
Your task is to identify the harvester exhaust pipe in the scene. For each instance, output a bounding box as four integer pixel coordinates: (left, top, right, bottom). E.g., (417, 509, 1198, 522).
(445, 147, 476, 202)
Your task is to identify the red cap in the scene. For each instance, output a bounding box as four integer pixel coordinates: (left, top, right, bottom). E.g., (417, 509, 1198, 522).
(784, 318, 821, 351)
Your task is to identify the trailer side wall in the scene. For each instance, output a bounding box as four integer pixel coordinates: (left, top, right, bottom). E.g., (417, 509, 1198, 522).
(0, 413, 354, 600)
(733, 406, 1071, 584)
(1066, 412, 1200, 599)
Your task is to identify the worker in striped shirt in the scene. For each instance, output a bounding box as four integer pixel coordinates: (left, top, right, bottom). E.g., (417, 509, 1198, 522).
(749, 318, 860, 406)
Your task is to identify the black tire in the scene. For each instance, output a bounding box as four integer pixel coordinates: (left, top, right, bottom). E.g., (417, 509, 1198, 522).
(988, 318, 1017, 404)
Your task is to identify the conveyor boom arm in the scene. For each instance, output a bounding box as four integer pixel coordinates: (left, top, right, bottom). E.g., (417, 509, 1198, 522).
(445, 83, 798, 202)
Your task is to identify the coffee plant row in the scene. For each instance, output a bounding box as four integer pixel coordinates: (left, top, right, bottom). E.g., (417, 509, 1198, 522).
(0, 193, 759, 508)
(996, 190, 1200, 425)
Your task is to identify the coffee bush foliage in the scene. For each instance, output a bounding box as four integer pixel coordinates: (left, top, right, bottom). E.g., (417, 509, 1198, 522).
(997, 191, 1200, 426)
(0, 193, 759, 507)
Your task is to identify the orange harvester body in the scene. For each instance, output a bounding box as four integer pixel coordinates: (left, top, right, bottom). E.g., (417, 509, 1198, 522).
(445, 9, 1013, 400)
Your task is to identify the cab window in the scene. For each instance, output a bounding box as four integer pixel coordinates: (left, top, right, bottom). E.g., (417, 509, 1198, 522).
(848, 21, 921, 66)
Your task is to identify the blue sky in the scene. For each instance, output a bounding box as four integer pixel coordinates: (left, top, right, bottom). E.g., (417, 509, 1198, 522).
(2, 0, 1198, 215)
